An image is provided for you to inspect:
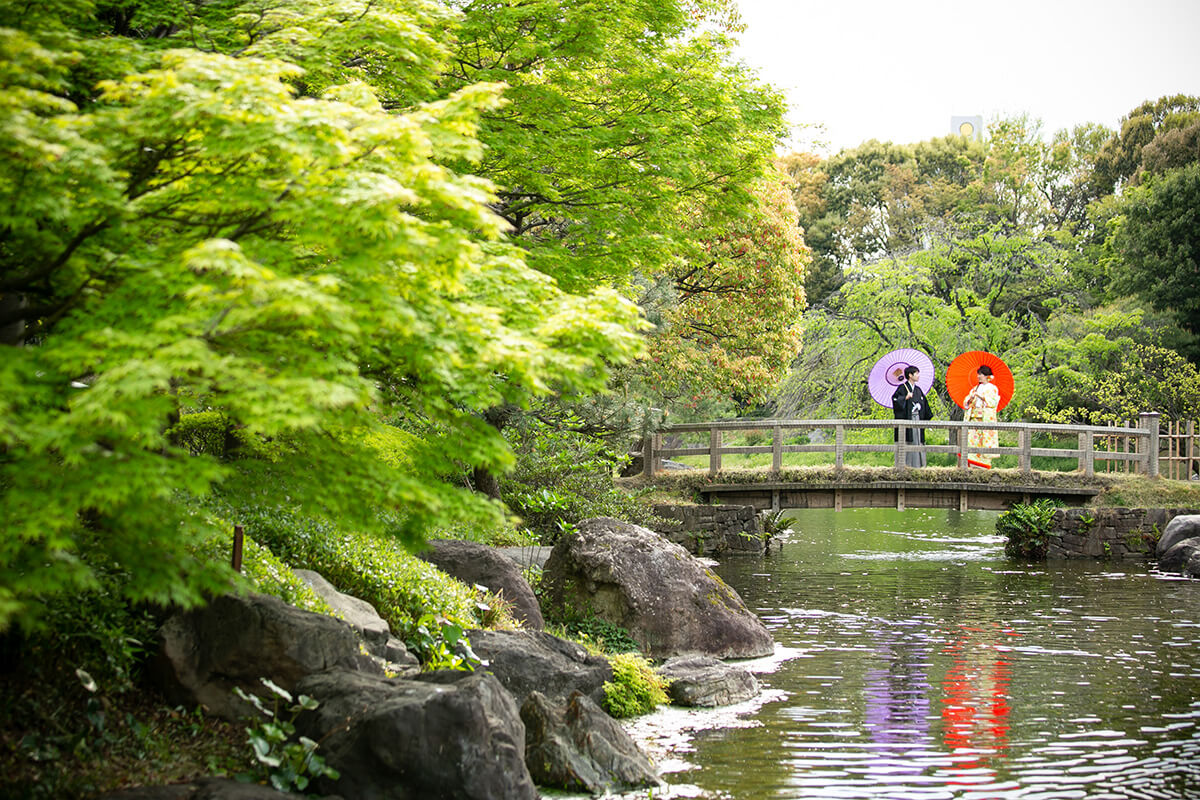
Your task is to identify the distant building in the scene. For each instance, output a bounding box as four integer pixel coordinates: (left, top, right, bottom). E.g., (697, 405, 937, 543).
(951, 116, 984, 140)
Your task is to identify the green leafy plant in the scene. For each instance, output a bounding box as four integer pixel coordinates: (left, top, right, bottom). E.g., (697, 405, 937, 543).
(561, 616, 642, 655)
(998, 499, 1064, 560)
(234, 678, 339, 794)
(603, 653, 670, 719)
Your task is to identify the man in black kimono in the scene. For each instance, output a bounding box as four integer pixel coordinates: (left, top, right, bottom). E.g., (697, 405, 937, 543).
(891, 366, 932, 468)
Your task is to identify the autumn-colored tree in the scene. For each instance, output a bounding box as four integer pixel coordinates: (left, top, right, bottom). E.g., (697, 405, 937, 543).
(630, 172, 808, 411)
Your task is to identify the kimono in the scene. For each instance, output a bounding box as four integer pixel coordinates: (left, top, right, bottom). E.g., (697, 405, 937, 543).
(965, 381, 1001, 469)
(892, 381, 932, 468)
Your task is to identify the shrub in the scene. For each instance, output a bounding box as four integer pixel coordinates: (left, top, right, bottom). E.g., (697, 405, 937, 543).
(603, 653, 670, 718)
(500, 417, 663, 541)
(998, 499, 1063, 560)
(219, 504, 480, 662)
(560, 616, 641, 654)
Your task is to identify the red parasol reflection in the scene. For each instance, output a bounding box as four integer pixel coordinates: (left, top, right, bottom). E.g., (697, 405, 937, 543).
(939, 623, 1014, 788)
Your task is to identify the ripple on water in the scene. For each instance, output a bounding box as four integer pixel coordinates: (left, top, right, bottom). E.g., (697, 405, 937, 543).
(660, 508, 1200, 800)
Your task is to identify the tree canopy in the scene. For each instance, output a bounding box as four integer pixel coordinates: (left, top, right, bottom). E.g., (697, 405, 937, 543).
(8, 0, 802, 629)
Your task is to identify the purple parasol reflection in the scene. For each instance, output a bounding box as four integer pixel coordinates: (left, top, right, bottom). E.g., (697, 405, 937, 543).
(868, 348, 934, 407)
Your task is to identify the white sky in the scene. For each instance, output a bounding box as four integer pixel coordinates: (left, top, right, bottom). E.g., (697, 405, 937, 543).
(733, 0, 1200, 153)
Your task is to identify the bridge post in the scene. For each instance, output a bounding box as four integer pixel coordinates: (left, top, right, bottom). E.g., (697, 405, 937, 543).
(835, 424, 845, 471)
(709, 427, 722, 475)
(957, 420, 969, 467)
(1079, 429, 1095, 476)
(772, 425, 782, 473)
(895, 421, 907, 469)
(642, 432, 658, 478)
(1019, 428, 1032, 474)
(1140, 412, 1161, 478)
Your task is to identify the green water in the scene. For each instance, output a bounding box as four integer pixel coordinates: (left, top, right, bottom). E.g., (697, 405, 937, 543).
(670, 508, 1200, 799)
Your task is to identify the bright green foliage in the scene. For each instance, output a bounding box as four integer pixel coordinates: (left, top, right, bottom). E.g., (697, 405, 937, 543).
(999, 499, 1063, 560)
(1109, 162, 1200, 346)
(603, 652, 670, 718)
(0, 3, 644, 631)
(499, 415, 662, 540)
(224, 505, 479, 645)
(443, 0, 788, 292)
(1022, 304, 1200, 423)
(235, 678, 340, 793)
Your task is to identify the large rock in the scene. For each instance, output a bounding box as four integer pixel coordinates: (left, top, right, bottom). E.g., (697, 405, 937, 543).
(521, 690, 661, 794)
(467, 628, 613, 707)
(293, 570, 419, 673)
(541, 517, 774, 659)
(96, 778, 342, 799)
(150, 592, 379, 720)
(418, 539, 545, 629)
(1160, 538, 1200, 577)
(658, 654, 760, 707)
(1157, 514, 1200, 558)
(294, 669, 537, 800)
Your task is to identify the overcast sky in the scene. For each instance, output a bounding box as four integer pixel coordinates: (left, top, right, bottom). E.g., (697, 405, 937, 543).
(733, 0, 1200, 153)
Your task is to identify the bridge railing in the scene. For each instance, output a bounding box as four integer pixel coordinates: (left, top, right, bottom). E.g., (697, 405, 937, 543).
(641, 414, 1161, 478)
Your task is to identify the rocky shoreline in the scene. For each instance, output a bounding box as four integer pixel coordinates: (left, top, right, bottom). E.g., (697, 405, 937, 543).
(100, 518, 774, 799)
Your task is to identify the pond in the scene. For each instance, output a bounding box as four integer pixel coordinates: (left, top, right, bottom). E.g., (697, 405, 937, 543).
(644, 508, 1200, 800)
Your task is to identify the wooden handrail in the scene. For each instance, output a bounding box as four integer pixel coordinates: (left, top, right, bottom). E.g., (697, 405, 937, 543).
(641, 415, 1161, 478)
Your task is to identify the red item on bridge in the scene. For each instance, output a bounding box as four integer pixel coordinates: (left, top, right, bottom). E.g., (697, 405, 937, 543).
(947, 351, 1014, 410)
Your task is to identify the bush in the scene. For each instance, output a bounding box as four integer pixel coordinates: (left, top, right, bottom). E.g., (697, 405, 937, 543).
(602, 653, 670, 718)
(219, 504, 480, 663)
(998, 499, 1063, 560)
(500, 418, 662, 541)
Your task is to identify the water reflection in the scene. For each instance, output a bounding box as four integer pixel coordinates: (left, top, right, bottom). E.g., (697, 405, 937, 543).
(669, 508, 1200, 800)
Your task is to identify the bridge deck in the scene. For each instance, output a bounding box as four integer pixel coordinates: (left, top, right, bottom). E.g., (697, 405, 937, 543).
(697, 481, 1100, 512)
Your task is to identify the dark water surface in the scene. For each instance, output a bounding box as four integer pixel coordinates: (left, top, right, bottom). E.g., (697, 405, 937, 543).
(673, 508, 1200, 800)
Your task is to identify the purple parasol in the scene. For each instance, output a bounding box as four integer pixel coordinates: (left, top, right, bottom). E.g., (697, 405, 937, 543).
(868, 348, 934, 408)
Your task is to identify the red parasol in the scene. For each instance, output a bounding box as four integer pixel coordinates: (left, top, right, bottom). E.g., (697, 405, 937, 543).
(946, 351, 1014, 410)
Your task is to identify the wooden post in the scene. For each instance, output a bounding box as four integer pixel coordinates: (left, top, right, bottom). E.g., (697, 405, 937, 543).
(642, 433, 655, 478)
(835, 424, 845, 470)
(1080, 429, 1095, 477)
(896, 486, 906, 511)
(1140, 412, 1160, 478)
(895, 421, 907, 469)
(232, 524, 244, 573)
(958, 420, 970, 468)
(1019, 427, 1032, 474)
(959, 489, 968, 512)
(835, 487, 843, 512)
(709, 427, 722, 475)
(772, 425, 783, 474)
(1189, 420, 1196, 481)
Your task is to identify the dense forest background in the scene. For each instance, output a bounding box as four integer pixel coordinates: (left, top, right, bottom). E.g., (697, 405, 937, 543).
(1, 0, 1198, 634)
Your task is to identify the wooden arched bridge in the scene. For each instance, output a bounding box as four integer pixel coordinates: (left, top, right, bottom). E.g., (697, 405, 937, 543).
(640, 414, 1166, 512)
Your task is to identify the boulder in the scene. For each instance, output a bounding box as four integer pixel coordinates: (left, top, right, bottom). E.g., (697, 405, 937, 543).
(1157, 514, 1200, 558)
(95, 778, 342, 800)
(294, 669, 537, 800)
(293, 570, 419, 674)
(541, 517, 774, 659)
(418, 539, 545, 629)
(466, 628, 613, 707)
(1160, 538, 1200, 576)
(150, 592, 379, 720)
(658, 654, 760, 707)
(521, 690, 661, 794)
